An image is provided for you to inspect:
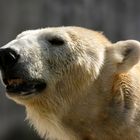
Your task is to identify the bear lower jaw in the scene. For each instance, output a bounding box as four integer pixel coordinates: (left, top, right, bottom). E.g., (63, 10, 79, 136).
(4, 78, 46, 96)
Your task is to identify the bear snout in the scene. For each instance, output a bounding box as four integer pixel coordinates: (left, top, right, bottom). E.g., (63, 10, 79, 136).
(0, 47, 47, 97)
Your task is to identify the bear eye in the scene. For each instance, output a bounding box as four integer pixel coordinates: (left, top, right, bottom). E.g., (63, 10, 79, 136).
(48, 37, 65, 46)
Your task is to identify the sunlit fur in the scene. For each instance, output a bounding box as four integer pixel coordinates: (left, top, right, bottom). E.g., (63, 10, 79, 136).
(2, 27, 140, 140)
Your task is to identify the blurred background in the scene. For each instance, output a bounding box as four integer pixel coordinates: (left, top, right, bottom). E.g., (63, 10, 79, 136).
(0, 0, 140, 140)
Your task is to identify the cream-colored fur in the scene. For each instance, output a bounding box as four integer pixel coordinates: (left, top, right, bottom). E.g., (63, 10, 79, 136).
(1, 27, 140, 140)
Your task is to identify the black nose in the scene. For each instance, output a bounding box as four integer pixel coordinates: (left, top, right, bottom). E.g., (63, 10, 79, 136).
(0, 48, 19, 71)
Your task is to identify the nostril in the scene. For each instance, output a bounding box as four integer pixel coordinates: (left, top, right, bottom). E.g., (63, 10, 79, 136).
(0, 48, 20, 70)
(4, 49, 19, 67)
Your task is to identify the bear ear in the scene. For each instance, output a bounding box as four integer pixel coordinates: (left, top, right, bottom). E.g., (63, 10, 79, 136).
(108, 40, 140, 73)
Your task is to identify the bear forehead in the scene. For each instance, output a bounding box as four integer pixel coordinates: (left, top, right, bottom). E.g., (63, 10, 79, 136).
(16, 26, 79, 39)
(15, 26, 110, 48)
(16, 26, 101, 40)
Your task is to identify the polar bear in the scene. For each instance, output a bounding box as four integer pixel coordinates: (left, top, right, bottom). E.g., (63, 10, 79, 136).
(0, 27, 140, 140)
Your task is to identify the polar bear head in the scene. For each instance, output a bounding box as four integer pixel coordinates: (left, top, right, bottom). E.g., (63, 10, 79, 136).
(0, 27, 140, 111)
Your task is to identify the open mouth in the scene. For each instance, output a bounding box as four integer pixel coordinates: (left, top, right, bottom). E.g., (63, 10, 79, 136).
(3, 78, 46, 96)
